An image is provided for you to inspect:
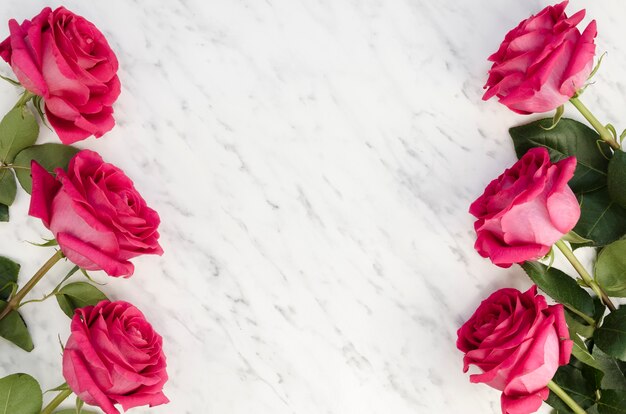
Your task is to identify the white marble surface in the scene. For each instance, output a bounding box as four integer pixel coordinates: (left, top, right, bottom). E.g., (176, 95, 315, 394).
(0, 0, 624, 413)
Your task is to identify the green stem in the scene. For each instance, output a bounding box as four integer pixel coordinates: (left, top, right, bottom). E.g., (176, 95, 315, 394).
(555, 240, 616, 312)
(0, 250, 64, 321)
(547, 381, 586, 414)
(41, 388, 72, 414)
(14, 90, 35, 108)
(569, 97, 621, 150)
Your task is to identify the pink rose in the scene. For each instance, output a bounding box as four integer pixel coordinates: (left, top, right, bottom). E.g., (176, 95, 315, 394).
(469, 147, 580, 267)
(0, 7, 120, 144)
(63, 300, 168, 414)
(483, 1, 596, 114)
(457, 286, 572, 414)
(29, 150, 162, 277)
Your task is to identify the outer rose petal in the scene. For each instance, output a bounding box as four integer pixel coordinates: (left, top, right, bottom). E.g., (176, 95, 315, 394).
(504, 321, 560, 395)
(63, 348, 120, 414)
(547, 304, 573, 365)
(28, 160, 61, 227)
(474, 231, 549, 268)
(114, 389, 169, 412)
(501, 388, 548, 414)
(57, 232, 134, 277)
(560, 20, 597, 96)
(46, 104, 115, 144)
(6, 19, 48, 96)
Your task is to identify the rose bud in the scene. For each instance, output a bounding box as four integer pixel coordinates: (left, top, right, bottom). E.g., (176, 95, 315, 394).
(63, 300, 168, 414)
(483, 1, 596, 114)
(29, 150, 162, 277)
(457, 286, 572, 414)
(469, 147, 580, 267)
(0, 7, 120, 144)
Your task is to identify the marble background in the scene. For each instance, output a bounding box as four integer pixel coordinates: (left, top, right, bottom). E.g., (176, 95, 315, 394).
(0, 0, 623, 413)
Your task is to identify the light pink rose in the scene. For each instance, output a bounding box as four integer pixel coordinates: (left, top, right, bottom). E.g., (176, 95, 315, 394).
(63, 300, 168, 414)
(469, 147, 580, 267)
(457, 286, 572, 414)
(0, 7, 120, 143)
(483, 1, 596, 114)
(29, 150, 162, 277)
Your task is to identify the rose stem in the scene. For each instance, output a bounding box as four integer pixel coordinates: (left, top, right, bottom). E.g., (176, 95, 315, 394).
(547, 381, 587, 414)
(569, 97, 621, 150)
(13, 90, 35, 108)
(555, 240, 616, 312)
(41, 388, 72, 414)
(0, 250, 64, 321)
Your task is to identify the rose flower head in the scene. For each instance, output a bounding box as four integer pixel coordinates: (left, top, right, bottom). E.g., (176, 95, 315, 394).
(29, 150, 163, 277)
(457, 286, 572, 414)
(469, 147, 580, 267)
(63, 300, 168, 414)
(0, 6, 121, 143)
(483, 1, 596, 114)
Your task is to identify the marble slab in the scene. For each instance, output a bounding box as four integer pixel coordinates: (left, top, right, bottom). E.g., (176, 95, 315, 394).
(0, 0, 623, 412)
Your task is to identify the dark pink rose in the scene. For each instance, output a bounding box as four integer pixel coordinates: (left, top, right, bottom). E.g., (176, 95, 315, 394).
(457, 286, 572, 414)
(29, 150, 162, 277)
(469, 147, 579, 267)
(483, 1, 596, 114)
(0, 7, 120, 144)
(63, 300, 168, 414)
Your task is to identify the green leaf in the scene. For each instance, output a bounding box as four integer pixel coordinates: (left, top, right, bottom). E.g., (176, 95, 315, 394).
(565, 309, 595, 338)
(56, 282, 107, 318)
(13, 144, 80, 194)
(542, 105, 565, 131)
(597, 389, 626, 414)
(521, 261, 595, 317)
(0, 75, 20, 87)
(0, 168, 16, 206)
(57, 265, 80, 288)
(608, 150, 626, 208)
(546, 364, 597, 411)
(562, 230, 594, 245)
(589, 52, 607, 82)
(26, 238, 58, 248)
(0, 256, 19, 301)
(595, 307, 626, 361)
(592, 347, 626, 390)
(31, 96, 48, 129)
(575, 188, 626, 247)
(595, 240, 626, 297)
(0, 106, 39, 164)
(53, 410, 97, 414)
(0, 301, 33, 351)
(46, 382, 69, 392)
(571, 335, 604, 371)
(0, 203, 8, 222)
(0, 373, 42, 414)
(510, 118, 611, 194)
(594, 297, 608, 325)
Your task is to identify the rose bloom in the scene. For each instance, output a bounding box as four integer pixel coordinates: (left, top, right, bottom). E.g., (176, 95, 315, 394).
(63, 300, 168, 414)
(29, 150, 162, 277)
(483, 1, 596, 114)
(0, 7, 120, 144)
(469, 147, 580, 267)
(457, 286, 572, 414)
